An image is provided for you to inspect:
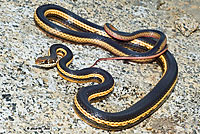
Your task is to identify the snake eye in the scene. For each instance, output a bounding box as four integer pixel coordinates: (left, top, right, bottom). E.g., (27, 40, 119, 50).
(43, 59, 50, 64)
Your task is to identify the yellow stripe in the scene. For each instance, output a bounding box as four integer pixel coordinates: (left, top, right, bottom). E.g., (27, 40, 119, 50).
(57, 62, 105, 82)
(44, 9, 109, 37)
(88, 83, 115, 101)
(35, 12, 129, 57)
(74, 55, 173, 127)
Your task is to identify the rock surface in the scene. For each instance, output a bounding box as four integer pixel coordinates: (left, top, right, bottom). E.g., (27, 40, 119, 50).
(0, 0, 199, 133)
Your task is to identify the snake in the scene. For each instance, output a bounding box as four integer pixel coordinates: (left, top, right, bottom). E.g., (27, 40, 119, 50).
(34, 4, 178, 130)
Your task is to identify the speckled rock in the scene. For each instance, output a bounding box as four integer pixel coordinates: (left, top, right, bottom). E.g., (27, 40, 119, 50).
(0, 0, 199, 134)
(174, 14, 199, 37)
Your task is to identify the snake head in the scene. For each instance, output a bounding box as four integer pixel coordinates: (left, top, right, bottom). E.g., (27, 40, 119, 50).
(35, 56, 58, 68)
